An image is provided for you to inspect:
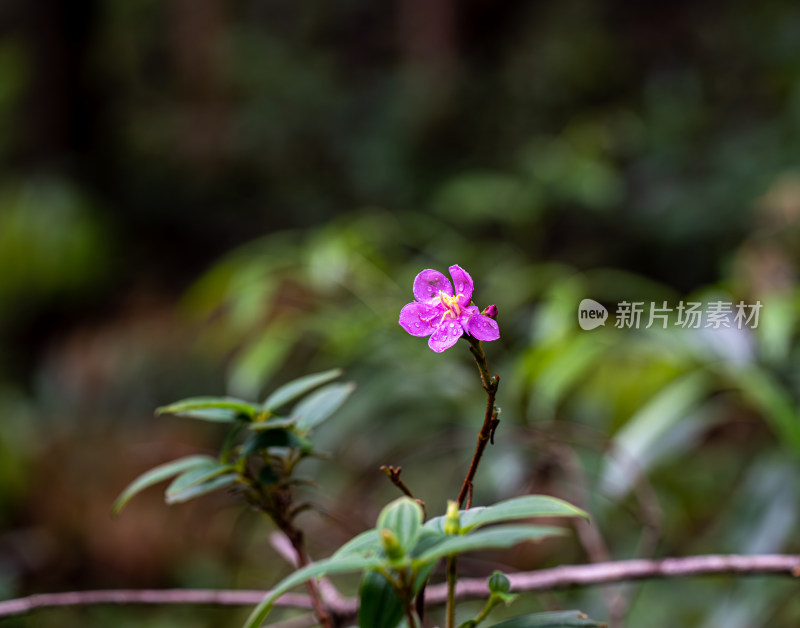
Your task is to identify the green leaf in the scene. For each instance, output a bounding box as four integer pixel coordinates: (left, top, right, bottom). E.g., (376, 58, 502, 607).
(488, 610, 606, 627)
(410, 528, 449, 558)
(291, 382, 355, 433)
(242, 555, 382, 628)
(248, 417, 299, 431)
(111, 455, 215, 516)
(412, 561, 436, 595)
(156, 396, 260, 422)
(220, 422, 247, 463)
(376, 497, 424, 554)
(166, 473, 239, 504)
(425, 496, 588, 534)
(263, 368, 343, 411)
(412, 525, 565, 566)
(358, 570, 405, 628)
(332, 529, 381, 559)
(165, 461, 236, 501)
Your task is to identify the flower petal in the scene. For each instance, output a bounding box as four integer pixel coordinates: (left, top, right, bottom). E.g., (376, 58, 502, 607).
(448, 265, 474, 306)
(466, 312, 500, 342)
(413, 269, 453, 305)
(459, 305, 480, 324)
(428, 321, 463, 352)
(399, 302, 439, 337)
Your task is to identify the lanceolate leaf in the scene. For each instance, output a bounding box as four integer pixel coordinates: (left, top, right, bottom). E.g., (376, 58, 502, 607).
(291, 382, 355, 433)
(412, 525, 565, 566)
(358, 570, 405, 628)
(248, 417, 299, 431)
(111, 455, 215, 516)
(263, 368, 343, 411)
(488, 610, 607, 627)
(166, 473, 239, 504)
(412, 562, 437, 595)
(376, 497, 424, 554)
(174, 408, 247, 422)
(165, 461, 236, 501)
(242, 555, 382, 628)
(411, 528, 450, 558)
(425, 496, 588, 534)
(156, 396, 260, 422)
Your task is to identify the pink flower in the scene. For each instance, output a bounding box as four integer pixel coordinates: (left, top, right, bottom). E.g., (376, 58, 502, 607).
(399, 264, 500, 352)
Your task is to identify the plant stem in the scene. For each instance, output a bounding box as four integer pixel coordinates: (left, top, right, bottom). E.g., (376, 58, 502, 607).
(246, 468, 334, 628)
(468, 594, 502, 627)
(405, 604, 419, 628)
(283, 526, 334, 628)
(457, 337, 500, 508)
(380, 465, 427, 519)
(446, 556, 457, 628)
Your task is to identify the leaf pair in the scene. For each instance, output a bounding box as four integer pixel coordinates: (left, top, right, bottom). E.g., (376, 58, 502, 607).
(155, 367, 350, 433)
(111, 455, 235, 516)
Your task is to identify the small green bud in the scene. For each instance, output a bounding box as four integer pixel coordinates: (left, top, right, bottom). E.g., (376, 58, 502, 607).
(444, 500, 461, 535)
(379, 529, 405, 562)
(488, 570, 511, 594)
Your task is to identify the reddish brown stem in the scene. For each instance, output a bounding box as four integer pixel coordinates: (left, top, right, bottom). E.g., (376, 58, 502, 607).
(456, 337, 500, 508)
(380, 465, 427, 519)
(246, 467, 333, 628)
(282, 526, 334, 628)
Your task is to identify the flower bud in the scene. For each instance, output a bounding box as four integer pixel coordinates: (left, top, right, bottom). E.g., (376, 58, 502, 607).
(379, 529, 405, 562)
(481, 304, 498, 319)
(488, 571, 511, 594)
(444, 500, 461, 535)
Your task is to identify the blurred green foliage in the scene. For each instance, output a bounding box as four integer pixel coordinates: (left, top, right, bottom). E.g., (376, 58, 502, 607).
(0, 0, 799, 626)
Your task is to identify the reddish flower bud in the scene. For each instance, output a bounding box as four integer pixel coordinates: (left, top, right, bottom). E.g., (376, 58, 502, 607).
(481, 304, 498, 319)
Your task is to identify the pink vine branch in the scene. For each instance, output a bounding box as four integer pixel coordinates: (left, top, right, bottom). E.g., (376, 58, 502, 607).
(1, 554, 797, 620)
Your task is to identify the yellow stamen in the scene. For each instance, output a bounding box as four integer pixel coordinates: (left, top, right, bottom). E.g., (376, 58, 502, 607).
(437, 290, 464, 323)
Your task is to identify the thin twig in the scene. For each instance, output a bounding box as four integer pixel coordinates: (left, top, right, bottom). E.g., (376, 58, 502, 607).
(380, 465, 427, 519)
(442, 554, 800, 600)
(456, 337, 500, 508)
(0, 589, 311, 617)
(2, 554, 797, 620)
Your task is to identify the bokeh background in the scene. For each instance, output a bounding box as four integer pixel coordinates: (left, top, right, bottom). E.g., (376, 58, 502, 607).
(1, 1, 800, 626)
